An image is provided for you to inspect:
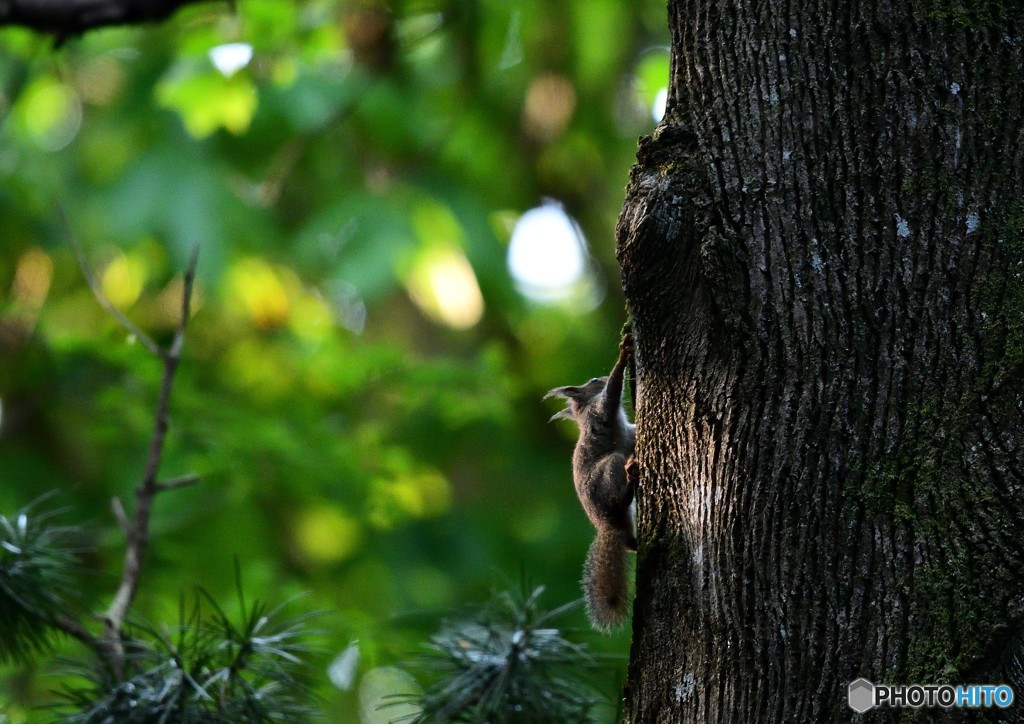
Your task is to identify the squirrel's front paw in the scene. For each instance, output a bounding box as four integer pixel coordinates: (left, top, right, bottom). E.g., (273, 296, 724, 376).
(620, 332, 634, 357)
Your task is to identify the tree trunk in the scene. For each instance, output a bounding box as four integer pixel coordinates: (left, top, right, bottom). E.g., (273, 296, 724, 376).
(617, 1, 1024, 721)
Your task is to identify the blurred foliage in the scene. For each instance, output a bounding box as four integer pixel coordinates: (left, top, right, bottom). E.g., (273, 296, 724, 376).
(0, 0, 668, 720)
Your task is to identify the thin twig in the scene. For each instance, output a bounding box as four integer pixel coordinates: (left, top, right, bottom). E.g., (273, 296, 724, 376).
(60, 208, 164, 359)
(154, 473, 201, 492)
(98, 244, 200, 676)
(111, 497, 129, 534)
(62, 213, 202, 676)
(51, 613, 105, 654)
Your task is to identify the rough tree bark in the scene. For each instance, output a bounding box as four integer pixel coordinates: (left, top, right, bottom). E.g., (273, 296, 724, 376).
(617, 1, 1024, 721)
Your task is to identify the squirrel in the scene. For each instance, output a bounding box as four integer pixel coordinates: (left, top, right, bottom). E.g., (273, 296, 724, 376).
(545, 333, 637, 631)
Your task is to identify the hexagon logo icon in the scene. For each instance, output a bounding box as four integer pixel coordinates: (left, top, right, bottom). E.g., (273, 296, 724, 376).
(848, 678, 875, 713)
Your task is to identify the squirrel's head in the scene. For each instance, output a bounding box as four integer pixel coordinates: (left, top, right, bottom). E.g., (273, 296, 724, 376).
(543, 377, 608, 422)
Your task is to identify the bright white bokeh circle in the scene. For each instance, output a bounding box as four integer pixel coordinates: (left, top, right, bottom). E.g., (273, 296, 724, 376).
(209, 43, 254, 77)
(507, 203, 588, 303)
(652, 87, 668, 122)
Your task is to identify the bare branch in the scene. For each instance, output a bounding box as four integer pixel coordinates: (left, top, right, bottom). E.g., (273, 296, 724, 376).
(63, 216, 205, 676)
(51, 613, 102, 653)
(61, 208, 164, 359)
(154, 473, 201, 492)
(98, 244, 200, 676)
(110, 497, 129, 534)
(0, 0, 223, 40)
(177, 245, 201, 340)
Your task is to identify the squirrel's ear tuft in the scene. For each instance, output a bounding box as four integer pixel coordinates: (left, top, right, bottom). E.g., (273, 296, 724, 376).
(549, 406, 574, 422)
(544, 385, 582, 400)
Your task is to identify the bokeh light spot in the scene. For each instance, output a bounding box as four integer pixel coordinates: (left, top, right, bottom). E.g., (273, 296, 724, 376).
(226, 258, 290, 329)
(359, 667, 421, 723)
(289, 291, 334, 343)
(629, 48, 670, 130)
(100, 252, 147, 309)
(12, 248, 53, 309)
(209, 42, 254, 78)
(294, 504, 362, 565)
(17, 76, 82, 151)
(405, 247, 484, 329)
(367, 468, 452, 529)
(523, 73, 576, 141)
(653, 87, 668, 122)
(507, 202, 594, 305)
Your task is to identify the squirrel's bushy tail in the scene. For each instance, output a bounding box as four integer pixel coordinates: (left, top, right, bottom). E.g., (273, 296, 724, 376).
(582, 528, 630, 631)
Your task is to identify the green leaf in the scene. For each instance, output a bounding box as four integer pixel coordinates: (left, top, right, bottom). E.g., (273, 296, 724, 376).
(157, 67, 258, 139)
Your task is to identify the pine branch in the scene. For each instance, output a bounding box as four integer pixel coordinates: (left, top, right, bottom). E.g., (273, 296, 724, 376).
(51, 613, 103, 652)
(397, 585, 615, 723)
(0, 504, 100, 662)
(58, 590, 319, 722)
